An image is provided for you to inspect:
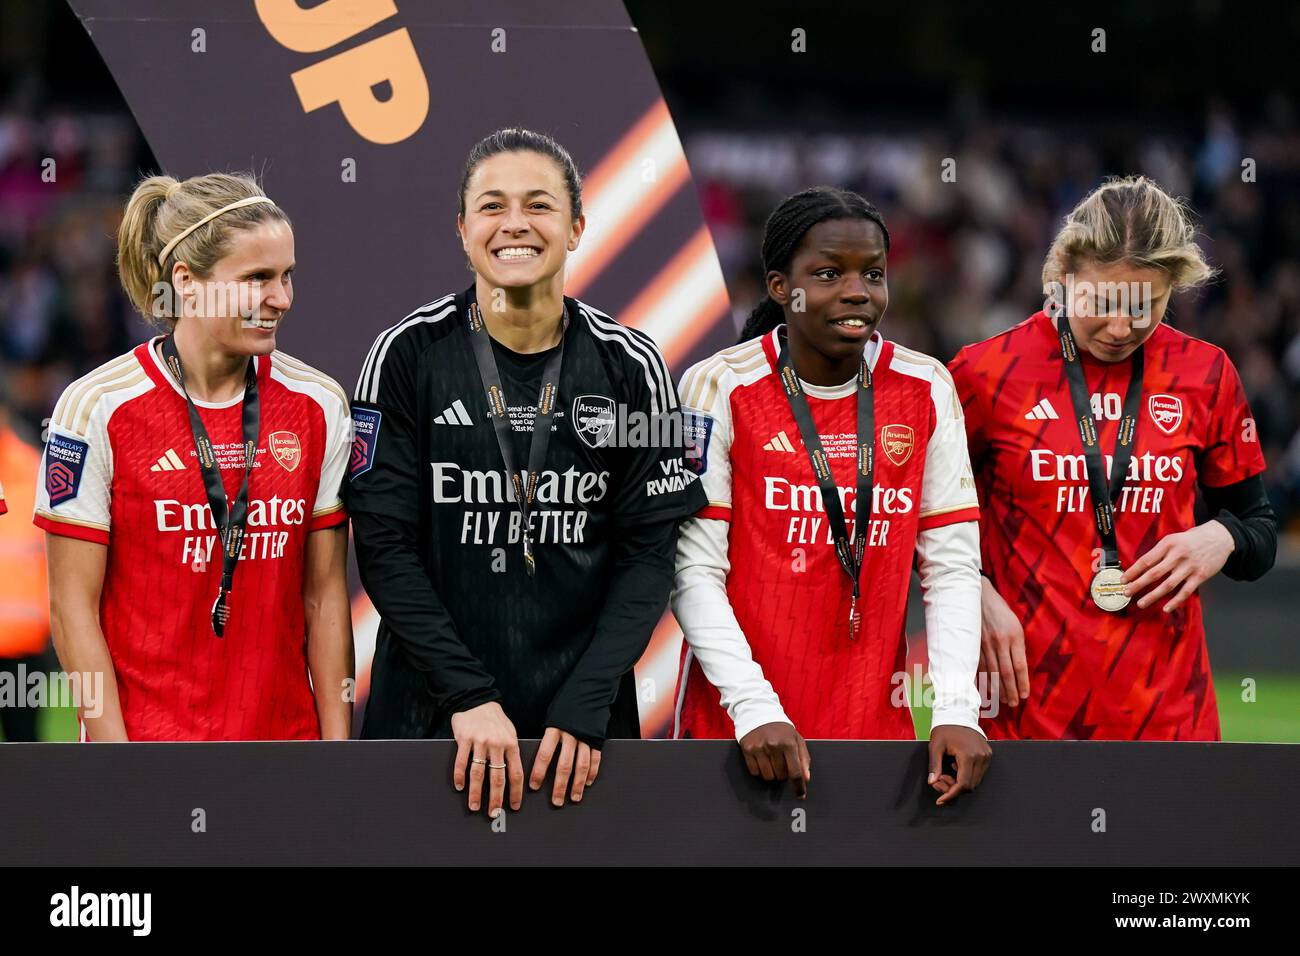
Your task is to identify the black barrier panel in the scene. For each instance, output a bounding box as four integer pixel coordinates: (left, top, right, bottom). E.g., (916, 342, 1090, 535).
(0, 741, 1294, 865)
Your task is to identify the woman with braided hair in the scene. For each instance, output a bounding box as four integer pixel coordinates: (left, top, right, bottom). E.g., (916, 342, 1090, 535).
(671, 187, 991, 803)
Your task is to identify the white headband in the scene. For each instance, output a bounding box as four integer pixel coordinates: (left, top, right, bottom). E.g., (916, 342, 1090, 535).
(156, 195, 275, 266)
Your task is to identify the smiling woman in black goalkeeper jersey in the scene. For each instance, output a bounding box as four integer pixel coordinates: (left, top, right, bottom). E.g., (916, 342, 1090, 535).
(347, 128, 704, 818)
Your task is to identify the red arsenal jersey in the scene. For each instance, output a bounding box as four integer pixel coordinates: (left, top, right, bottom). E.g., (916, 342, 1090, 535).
(673, 327, 980, 740)
(949, 311, 1266, 740)
(34, 337, 352, 741)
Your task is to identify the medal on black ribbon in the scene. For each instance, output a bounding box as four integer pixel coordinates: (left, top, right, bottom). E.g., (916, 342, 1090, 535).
(776, 333, 874, 640)
(160, 335, 260, 637)
(463, 292, 566, 578)
(1054, 313, 1144, 612)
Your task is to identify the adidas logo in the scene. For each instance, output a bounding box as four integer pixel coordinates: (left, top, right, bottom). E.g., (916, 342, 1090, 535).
(150, 448, 187, 472)
(763, 430, 796, 453)
(434, 399, 473, 426)
(1024, 398, 1059, 421)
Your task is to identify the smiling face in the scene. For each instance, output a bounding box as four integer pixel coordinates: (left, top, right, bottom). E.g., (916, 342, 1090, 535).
(173, 218, 294, 356)
(769, 217, 889, 375)
(1060, 258, 1172, 362)
(458, 150, 584, 293)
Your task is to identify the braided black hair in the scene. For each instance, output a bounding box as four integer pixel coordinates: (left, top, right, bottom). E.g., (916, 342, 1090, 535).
(738, 187, 890, 343)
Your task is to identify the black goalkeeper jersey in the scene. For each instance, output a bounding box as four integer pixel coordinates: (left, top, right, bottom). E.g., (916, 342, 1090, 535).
(347, 284, 705, 744)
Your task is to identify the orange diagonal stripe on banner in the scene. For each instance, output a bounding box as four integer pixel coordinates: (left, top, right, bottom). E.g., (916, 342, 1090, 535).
(634, 613, 687, 737)
(351, 590, 376, 703)
(621, 226, 731, 368)
(566, 99, 691, 297)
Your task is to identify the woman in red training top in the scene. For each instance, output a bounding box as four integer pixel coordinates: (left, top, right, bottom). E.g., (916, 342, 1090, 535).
(949, 175, 1277, 740)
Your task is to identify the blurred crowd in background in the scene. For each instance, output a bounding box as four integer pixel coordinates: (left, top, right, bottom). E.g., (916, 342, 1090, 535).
(0, 102, 147, 447)
(687, 101, 1300, 532)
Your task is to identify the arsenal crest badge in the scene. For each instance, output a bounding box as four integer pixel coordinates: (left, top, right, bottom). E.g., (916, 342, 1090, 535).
(881, 424, 915, 466)
(269, 430, 302, 472)
(1148, 394, 1183, 436)
(572, 395, 616, 449)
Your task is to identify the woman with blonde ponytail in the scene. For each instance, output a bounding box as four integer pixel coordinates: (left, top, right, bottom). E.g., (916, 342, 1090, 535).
(36, 171, 354, 742)
(949, 175, 1278, 741)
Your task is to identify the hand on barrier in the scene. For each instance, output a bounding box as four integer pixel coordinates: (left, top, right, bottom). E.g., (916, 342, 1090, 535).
(530, 727, 601, 807)
(738, 721, 811, 798)
(451, 701, 524, 818)
(927, 725, 991, 806)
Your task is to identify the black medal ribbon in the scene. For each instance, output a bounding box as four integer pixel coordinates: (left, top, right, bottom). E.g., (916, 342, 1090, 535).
(1054, 314, 1144, 572)
(775, 333, 873, 640)
(160, 334, 260, 637)
(463, 296, 566, 578)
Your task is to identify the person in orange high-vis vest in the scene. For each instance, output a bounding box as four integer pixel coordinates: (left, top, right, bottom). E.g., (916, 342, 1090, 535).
(0, 414, 50, 741)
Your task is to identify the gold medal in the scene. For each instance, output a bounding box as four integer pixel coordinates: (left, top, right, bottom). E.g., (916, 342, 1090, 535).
(1090, 566, 1130, 612)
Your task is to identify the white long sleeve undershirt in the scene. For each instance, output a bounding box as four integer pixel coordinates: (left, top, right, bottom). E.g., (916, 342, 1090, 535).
(671, 516, 985, 740)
